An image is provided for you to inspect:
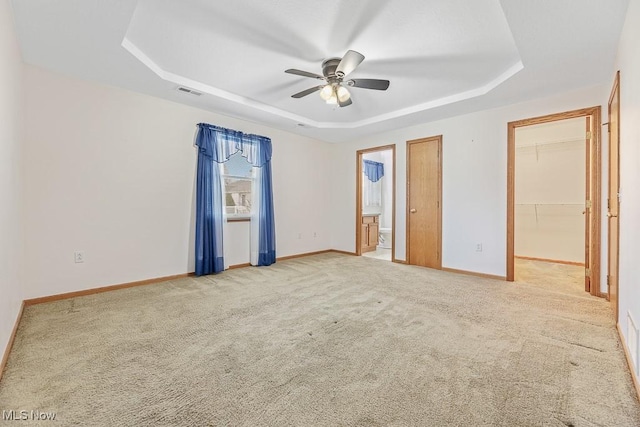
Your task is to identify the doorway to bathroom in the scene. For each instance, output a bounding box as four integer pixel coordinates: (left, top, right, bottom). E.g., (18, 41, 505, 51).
(356, 145, 396, 261)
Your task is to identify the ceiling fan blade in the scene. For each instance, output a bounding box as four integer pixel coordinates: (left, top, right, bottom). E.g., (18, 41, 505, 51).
(348, 78, 390, 90)
(336, 50, 365, 77)
(291, 85, 324, 98)
(338, 97, 352, 108)
(285, 69, 325, 80)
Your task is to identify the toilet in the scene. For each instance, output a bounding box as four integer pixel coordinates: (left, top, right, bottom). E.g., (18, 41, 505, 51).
(378, 228, 392, 249)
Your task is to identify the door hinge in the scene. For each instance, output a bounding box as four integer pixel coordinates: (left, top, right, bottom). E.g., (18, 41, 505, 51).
(585, 200, 592, 209)
(586, 131, 592, 139)
(607, 275, 610, 286)
(585, 268, 591, 277)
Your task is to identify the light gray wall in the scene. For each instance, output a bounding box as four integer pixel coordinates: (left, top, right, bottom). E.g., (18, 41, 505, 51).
(0, 0, 24, 358)
(330, 85, 605, 278)
(22, 65, 332, 299)
(614, 0, 640, 381)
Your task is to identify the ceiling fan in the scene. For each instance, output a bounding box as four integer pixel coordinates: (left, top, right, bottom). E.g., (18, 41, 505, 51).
(285, 50, 390, 107)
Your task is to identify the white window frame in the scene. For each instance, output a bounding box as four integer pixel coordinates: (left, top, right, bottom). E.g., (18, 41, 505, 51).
(220, 165, 255, 221)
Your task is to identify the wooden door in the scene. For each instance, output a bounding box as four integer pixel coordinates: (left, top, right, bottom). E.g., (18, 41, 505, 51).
(407, 136, 442, 268)
(608, 72, 620, 320)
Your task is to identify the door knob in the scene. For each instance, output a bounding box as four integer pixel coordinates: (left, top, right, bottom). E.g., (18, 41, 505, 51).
(410, 209, 417, 213)
(607, 212, 618, 218)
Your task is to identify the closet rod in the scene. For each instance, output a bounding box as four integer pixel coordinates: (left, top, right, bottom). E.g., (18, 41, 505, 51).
(516, 203, 585, 223)
(515, 203, 584, 206)
(516, 137, 586, 149)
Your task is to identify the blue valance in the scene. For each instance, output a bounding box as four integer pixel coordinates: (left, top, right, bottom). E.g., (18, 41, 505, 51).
(363, 160, 384, 182)
(196, 123, 272, 167)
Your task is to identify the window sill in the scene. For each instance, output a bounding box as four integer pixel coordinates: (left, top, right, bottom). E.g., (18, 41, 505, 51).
(227, 217, 251, 222)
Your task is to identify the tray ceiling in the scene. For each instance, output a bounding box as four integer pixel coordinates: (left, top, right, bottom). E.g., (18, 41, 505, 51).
(11, 0, 630, 142)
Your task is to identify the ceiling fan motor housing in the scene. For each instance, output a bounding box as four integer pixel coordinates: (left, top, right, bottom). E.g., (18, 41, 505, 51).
(322, 58, 342, 79)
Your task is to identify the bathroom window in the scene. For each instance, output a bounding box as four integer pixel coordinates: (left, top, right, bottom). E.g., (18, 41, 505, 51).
(362, 160, 384, 214)
(220, 152, 254, 219)
(363, 175, 382, 209)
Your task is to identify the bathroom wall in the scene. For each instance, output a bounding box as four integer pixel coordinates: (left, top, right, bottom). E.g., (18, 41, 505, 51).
(380, 150, 394, 230)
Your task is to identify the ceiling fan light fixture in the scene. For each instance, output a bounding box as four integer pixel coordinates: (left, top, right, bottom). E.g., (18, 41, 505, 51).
(337, 86, 350, 102)
(326, 92, 338, 105)
(321, 84, 338, 105)
(319, 84, 333, 101)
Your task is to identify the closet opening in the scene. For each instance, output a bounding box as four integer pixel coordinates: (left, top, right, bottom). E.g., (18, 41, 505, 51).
(507, 107, 602, 296)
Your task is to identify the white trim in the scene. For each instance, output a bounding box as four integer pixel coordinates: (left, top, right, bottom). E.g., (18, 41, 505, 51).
(122, 37, 524, 129)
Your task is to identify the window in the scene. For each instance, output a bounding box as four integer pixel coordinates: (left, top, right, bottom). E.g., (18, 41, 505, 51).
(221, 152, 254, 219)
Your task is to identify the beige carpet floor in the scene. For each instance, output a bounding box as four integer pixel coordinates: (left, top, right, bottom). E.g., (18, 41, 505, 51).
(0, 253, 638, 426)
(515, 258, 586, 298)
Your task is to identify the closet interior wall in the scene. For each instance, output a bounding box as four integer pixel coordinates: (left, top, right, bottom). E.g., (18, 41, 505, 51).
(515, 118, 587, 264)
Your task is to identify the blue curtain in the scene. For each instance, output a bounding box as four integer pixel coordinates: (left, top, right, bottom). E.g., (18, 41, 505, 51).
(258, 160, 276, 265)
(195, 129, 224, 275)
(194, 123, 276, 275)
(363, 160, 384, 182)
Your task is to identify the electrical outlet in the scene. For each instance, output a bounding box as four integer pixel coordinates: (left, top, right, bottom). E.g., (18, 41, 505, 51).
(313, 232, 317, 238)
(74, 251, 85, 263)
(297, 233, 302, 239)
(475, 243, 483, 252)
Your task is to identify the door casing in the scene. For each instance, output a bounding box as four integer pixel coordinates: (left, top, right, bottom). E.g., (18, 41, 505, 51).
(356, 145, 396, 259)
(506, 107, 602, 296)
(607, 71, 621, 319)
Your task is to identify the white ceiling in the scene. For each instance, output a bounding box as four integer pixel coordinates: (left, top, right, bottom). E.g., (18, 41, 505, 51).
(10, 0, 629, 143)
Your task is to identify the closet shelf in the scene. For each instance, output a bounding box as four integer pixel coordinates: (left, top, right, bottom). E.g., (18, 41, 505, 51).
(515, 203, 584, 206)
(515, 203, 585, 224)
(516, 137, 586, 161)
(516, 137, 586, 149)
